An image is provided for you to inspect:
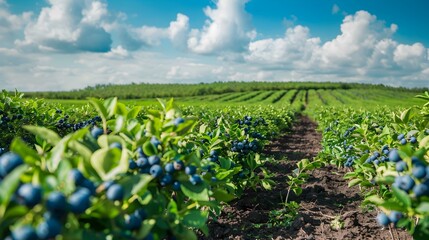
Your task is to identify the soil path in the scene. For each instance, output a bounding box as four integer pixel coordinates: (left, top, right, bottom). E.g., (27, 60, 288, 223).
(201, 115, 411, 240)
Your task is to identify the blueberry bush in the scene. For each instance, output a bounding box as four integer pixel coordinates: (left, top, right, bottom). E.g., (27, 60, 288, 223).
(0, 94, 295, 239)
(315, 91, 429, 239)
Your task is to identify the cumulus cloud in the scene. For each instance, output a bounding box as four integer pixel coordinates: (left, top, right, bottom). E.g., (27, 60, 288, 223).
(117, 13, 189, 50)
(187, 0, 255, 54)
(246, 25, 320, 67)
(17, 0, 112, 53)
(245, 10, 429, 84)
(0, 2, 32, 45)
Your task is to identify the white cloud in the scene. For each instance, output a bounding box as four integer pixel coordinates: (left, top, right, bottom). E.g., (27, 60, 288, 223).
(104, 45, 130, 59)
(18, 0, 112, 53)
(394, 43, 427, 69)
(187, 0, 255, 54)
(0, 3, 32, 45)
(246, 25, 320, 67)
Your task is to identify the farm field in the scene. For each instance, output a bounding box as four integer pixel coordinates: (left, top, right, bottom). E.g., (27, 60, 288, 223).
(1, 83, 429, 240)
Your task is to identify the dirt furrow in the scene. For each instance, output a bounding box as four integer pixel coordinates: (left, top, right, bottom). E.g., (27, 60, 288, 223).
(201, 115, 411, 240)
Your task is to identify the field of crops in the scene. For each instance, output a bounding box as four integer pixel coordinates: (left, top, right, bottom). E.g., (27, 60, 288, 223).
(1, 83, 429, 240)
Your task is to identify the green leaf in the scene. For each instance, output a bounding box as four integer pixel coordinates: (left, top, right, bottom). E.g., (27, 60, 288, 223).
(10, 138, 40, 165)
(414, 217, 429, 240)
(348, 178, 362, 187)
(23, 126, 61, 145)
(180, 182, 209, 201)
(0, 165, 27, 217)
(392, 186, 411, 208)
(127, 106, 142, 119)
(182, 210, 208, 228)
(118, 174, 153, 199)
(91, 148, 128, 180)
(143, 141, 157, 156)
(212, 189, 235, 202)
(417, 202, 429, 214)
(104, 97, 118, 118)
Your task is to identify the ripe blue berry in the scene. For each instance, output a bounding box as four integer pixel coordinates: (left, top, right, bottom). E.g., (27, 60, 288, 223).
(388, 149, 401, 162)
(37, 218, 62, 239)
(0, 152, 23, 177)
(150, 136, 161, 148)
(164, 163, 175, 173)
(11, 225, 38, 240)
(400, 138, 407, 145)
(410, 136, 417, 144)
(189, 174, 202, 185)
(160, 174, 173, 186)
(17, 184, 42, 208)
(90, 127, 103, 139)
(412, 165, 427, 179)
(413, 184, 428, 197)
(46, 191, 67, 214)
(148, 156, 160, 165)
(376, 212, 390, 227)
(150, 164, 163, 178)
(185, 165, 196, 175)
(124, 214, 142, 230)
(136, 157, 149, 168)
(394, 175, 415, 192)
(69, 188, 91, 214)
(129, 159, 138, 170)
(389, 211, 402, 224)
(106, 184, 124, 201)
(173, 181, 181, 191)
(395, 161, 407, 172)
(397, 134, 405, 141)
(69, 169, 85, 185)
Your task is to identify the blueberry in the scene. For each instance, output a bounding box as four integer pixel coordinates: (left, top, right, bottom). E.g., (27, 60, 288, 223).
(136, 157, 149, 168)
(150, 165, 163, 178)
(397, 134, 405, 141)
(106, 184, 124, 201)
(164, 163, 175, 173)
(90, 127, 103, 139)
(189, 174, 202, 185)
(174, 117, 185, 126)
(374, 160, 380, 165)
(173, 160, 184, 171)
(400, 138, 407, 145)
(376, 212, 390, 227)
(395, 161, 407, 172)
(17, 184, 42, 208)
(394, 175, 415, 192)
(185, 165, 196, 175)
(148, 156, 160, 165)
(46, 192, 67, 214)
(124, 214, 141, 230)
(80, 179, 96, 195)
(413, 184, 428, 197)
(0, 152, 23, 177)
(36, 218, 62, 239)
(412, 165, 427, 179)
(373, 151, 380, 158)
(388, 211, 402, 224)
(69, 188, 91, 214)
(69, 169, 85, 185)
(11, 225, 38, 240)
(160, 174, 173, 186)
(173, 181, 181, 191)
(410, 136, 417, 144)
(129, 160, 138, 170)
(237, 142, 244, 150)
(109, 142, 122, 149)
(388, 149, 401, 162)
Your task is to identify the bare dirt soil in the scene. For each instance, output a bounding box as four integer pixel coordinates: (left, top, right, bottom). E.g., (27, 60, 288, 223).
(200, 115, 411, 240)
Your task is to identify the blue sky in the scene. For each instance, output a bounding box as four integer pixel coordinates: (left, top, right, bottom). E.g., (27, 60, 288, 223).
(0, 0, 428, 91)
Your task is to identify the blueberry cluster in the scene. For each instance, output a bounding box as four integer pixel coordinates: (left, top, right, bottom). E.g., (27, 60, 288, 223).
(376, 211, 403, 227)
(397, 133, 417, 145)
(365, 146, 390, 165)
(56, 115, 102, 131)
(343, 126, 356, 138)
(130, 145, 203, 188)
(344, 156, 358, 167)
(236, 116, 267, 138)
(231, 139, 259, 155)
(0, 109, 24, 128)
(0, 152, 24, 181)
(390, 152, 429, 197)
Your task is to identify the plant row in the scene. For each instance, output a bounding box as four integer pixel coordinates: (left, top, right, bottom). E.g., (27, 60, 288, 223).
(315, 92, 429, 239)
(0, 93, 295, 240)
